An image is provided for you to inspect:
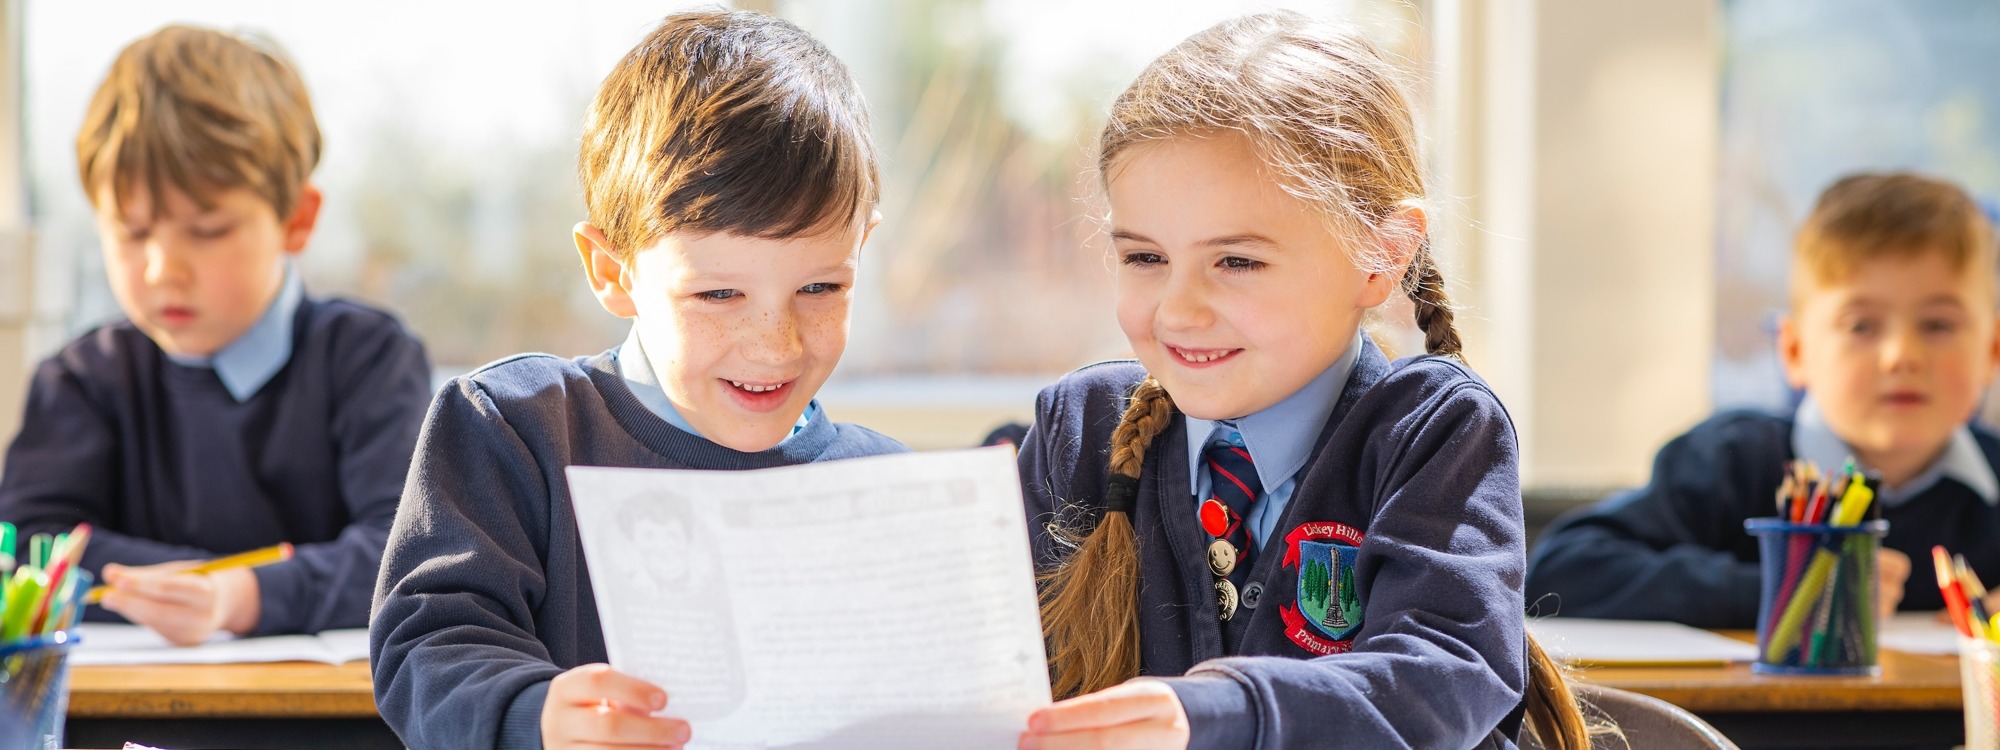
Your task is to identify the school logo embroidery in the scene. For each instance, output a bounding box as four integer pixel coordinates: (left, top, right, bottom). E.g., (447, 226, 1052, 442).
(1279, 521, 1365, 655)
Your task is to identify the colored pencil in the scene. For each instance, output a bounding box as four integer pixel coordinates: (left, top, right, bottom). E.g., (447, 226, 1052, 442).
(1938, 546, 1975, 637)
(83, 542, 294, 605)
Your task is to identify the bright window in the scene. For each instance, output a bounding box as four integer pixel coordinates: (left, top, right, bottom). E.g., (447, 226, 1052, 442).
(1714, 0, 2000, 414)
(26, 0, 1430, 445)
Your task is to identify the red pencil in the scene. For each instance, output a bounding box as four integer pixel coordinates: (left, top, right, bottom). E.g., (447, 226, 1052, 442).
(1936, 546, 1975, 637)
(1807, 487, 1831, 524)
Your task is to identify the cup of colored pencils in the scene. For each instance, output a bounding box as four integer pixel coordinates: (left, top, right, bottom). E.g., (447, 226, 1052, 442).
(1744, 459, 1885, 676)
(1934, 545, 2000, 747)
(0, 521, 93, 750)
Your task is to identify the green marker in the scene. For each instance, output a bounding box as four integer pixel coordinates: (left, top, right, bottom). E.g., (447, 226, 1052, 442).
(31, 533, 51, 571)
(1, 566, 46, 642)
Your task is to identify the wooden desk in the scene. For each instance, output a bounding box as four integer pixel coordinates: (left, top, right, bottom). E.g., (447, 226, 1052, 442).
(69, 661, 377, 718)
(1576, 631, 1963, 749)
(64, 662, 396, 750)
(56, 640, 1968, 749)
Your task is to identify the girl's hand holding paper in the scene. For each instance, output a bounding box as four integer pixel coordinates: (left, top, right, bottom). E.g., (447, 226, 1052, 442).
(1018, 680, 1189, 750)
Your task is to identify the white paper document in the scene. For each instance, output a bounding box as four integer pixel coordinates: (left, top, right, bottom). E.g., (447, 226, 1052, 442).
(1526, 618, 1759, 666)
(69, 623, 371, 666)
(1878, 611, 1962, 655)
(567, 447, 1052, 750)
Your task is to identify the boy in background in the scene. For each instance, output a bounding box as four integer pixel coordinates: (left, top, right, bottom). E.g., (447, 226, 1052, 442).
(369, 11, 903, 750)
(0, 26, 431, 643)
(1529, 172, 2000, 628)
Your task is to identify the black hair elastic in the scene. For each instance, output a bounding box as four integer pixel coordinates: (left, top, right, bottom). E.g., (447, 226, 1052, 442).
(1104, 474, 1139, 515)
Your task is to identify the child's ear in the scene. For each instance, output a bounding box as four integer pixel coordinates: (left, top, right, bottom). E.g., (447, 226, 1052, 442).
(859, 209, 883, 250)
(280, 184, 323, 254)
(574, 222, 638, 319)
(1357, 207, 1426, 309)
(1776, 314, 1809, 390)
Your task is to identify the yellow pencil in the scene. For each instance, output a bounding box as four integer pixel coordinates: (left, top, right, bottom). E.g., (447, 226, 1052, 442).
(84, 542, 294, 605)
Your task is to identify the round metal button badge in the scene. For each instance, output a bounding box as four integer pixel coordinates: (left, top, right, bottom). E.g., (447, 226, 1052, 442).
(1206, 539, 1238, 577)
(1199, 498, 1230, 537)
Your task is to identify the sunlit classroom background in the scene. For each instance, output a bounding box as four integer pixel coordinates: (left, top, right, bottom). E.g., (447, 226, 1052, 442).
(0, 0, 1995, 748)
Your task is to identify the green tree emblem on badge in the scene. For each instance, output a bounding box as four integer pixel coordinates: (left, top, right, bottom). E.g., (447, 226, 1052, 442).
(1296, 540, 1362, 639)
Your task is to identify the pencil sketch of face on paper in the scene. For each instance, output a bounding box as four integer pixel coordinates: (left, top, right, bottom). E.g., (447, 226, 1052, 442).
(614, 493, 712, 596)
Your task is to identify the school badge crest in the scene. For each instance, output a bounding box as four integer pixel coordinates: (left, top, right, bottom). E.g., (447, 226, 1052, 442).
(1279, 521, 1365, 655)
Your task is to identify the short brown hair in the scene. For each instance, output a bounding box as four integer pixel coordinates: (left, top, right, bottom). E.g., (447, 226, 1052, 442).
(76, 24, 322, 218)
(1794, 172, 1998, 297)
(578, 10, 878, 257)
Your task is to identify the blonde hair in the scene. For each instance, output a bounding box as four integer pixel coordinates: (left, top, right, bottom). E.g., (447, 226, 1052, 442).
(76, 24, 321, 218)
(578, 10, 879, 259)
(1096, 11, 1459, 358)
(1792, 172, 1999, 303)
(1038, 13, 1590, 748)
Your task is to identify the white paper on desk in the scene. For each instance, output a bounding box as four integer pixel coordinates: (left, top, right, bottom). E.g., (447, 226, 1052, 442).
(1526, 618, 1758, 666)
(1878, 611, 1961, 655)
(568, 447, 1052, 750)
(69, 623, 371, 666)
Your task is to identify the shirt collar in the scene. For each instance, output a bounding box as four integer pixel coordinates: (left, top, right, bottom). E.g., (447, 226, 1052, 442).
(164, 261, 303, 402)
(617, 325, 815, 439)
(1185, 332, 1362, 491)
(1791, 393, 1999, 506)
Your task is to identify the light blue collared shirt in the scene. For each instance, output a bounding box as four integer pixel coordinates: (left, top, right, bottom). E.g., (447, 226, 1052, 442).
(1790, 393, 1999, 507)
(164, 261, 303, 402)
(1185, 332, 1363, 549)
(617, 325, 816, 440)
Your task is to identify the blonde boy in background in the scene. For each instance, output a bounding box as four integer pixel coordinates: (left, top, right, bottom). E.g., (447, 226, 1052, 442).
(0, 25, 432, 644)
(1530, 172, 2000, 627)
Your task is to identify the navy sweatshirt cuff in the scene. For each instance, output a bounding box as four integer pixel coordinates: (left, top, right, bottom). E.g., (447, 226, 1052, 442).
(1167, 673, 1257, 750)
(500, 679, 551, 750)
(249, 560, 309, 636)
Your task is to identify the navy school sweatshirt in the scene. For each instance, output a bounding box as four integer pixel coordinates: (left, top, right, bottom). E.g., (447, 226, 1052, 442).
(369, 350, 907, 750)
(1526, 410, 2000, 628)
(0, 297, 430, 635)
(1018, 338, 1529, 750)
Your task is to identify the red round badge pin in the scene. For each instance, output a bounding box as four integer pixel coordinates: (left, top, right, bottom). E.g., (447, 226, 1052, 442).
(1200, 498, 1230, 537)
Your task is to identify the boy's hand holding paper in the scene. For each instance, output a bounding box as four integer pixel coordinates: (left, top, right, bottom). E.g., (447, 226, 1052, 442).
(541, 663, 690, 750)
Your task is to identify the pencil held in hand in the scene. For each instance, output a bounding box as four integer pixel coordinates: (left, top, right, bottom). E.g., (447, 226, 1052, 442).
(84, 542, 294, 605)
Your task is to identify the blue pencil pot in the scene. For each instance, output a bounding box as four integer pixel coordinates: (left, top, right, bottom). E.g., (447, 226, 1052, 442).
(1745, 518, 1889, 676)
(0, 630, 78, 750)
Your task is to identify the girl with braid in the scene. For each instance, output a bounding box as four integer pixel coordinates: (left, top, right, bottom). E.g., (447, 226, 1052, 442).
(1015, 13, 1590, 750)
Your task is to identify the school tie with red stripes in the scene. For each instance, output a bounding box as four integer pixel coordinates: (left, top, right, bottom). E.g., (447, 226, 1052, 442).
(1199, 437, 1263, 620)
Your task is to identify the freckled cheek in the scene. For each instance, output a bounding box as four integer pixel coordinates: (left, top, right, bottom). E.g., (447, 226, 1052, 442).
(801, 307, 850, 360)
(668, 311, 737, 368)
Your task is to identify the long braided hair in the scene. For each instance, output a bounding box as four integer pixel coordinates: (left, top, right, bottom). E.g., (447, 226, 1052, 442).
(1035, 13, 1588, 749)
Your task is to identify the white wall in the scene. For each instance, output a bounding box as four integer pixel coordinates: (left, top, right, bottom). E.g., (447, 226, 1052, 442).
(1440, 0, 1718, 491)
(0, 0, 30, 459)
(0, 0, 1729, 485)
